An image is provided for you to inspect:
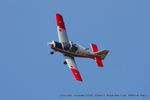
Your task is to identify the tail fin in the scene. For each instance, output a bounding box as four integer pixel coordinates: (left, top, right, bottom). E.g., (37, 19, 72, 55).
(94, 49, 109, 60)
(90, 43, 103, 67)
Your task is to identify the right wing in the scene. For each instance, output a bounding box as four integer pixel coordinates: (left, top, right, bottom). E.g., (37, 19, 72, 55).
(56, 13, 69, 43)
(64, 55, 82, 81)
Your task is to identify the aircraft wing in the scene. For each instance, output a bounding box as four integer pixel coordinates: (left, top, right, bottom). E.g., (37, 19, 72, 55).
(64, 55, 82, 81)
(56, 13, 69, 43)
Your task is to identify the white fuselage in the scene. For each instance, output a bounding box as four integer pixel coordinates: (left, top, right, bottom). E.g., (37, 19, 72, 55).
(50, 41, 95, 58)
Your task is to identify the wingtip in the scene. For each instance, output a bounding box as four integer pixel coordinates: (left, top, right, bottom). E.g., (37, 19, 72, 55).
(55, 13, 66, 30)
(55, 13, 62, 17)
(77, 79, 83, 82)
(70, 68, 83, 82)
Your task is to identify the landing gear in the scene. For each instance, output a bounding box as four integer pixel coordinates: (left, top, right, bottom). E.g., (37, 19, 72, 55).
(50, 51, 54, 55)
(64, 61, 67, 65)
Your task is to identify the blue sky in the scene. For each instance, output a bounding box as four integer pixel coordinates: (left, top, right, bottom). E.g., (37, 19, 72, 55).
(0, 0, 150, 100)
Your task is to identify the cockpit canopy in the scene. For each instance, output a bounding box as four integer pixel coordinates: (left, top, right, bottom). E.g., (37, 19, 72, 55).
(52, 41, 78, 52)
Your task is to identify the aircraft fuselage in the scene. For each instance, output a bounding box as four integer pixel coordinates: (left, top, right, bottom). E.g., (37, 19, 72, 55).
(49, 41, 95, 58)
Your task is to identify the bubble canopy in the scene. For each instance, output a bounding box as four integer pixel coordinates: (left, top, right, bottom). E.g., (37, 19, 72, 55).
(52, 41, 78, 52)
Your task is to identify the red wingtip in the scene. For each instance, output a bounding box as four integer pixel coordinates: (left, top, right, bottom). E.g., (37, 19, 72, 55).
(55, 13, 66, 30)
(70, 68, 83, 82)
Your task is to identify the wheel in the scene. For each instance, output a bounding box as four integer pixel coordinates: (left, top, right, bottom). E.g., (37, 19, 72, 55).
(50, 51, 54, 55)
(64, 61, 67, 65)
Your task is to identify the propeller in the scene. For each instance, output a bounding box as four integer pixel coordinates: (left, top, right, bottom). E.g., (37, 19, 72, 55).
(48, 41, 55, 55)
(47, 42, 51, 46)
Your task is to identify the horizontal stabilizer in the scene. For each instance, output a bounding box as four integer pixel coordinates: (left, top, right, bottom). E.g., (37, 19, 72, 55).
(94, 56, 103, 67)
(90, 43, 103, 67)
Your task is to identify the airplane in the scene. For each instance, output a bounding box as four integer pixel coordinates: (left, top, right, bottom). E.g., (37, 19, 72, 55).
(48, 13, 109, 82)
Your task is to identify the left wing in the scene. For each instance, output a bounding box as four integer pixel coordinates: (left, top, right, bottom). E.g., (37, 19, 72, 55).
(56, 13, 69, 43)
(64, 55, 82, 81)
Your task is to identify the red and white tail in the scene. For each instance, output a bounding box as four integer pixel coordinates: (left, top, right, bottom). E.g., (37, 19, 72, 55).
(90, 43, 103, 67)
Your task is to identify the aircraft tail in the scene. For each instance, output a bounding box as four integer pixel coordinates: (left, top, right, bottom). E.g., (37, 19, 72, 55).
(90, 43, 109, 67)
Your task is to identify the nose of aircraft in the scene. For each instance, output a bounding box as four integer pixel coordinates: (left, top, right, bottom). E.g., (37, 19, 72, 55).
(47, 42, 54, 48)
